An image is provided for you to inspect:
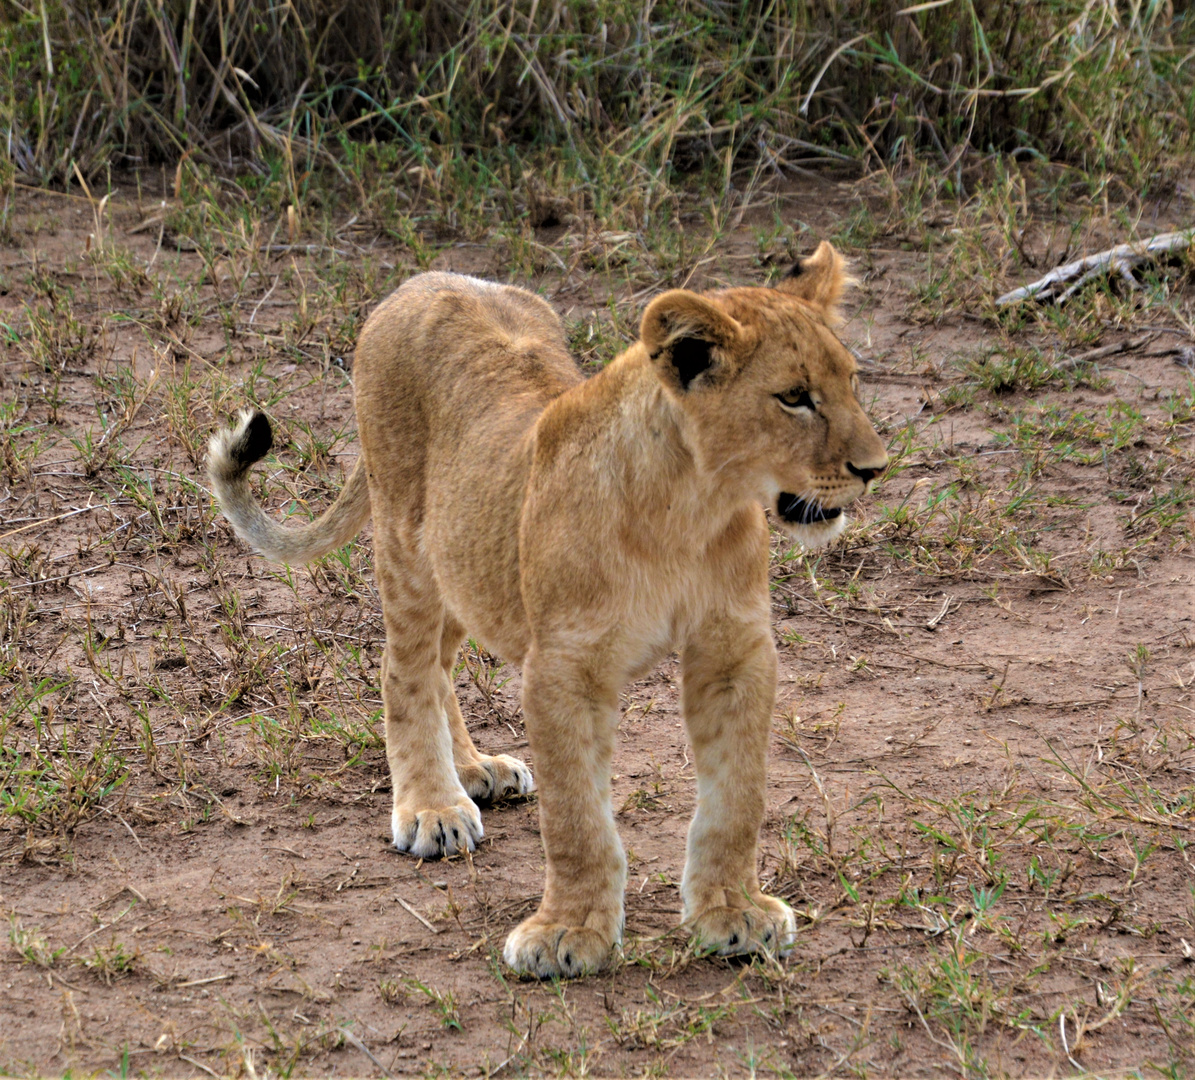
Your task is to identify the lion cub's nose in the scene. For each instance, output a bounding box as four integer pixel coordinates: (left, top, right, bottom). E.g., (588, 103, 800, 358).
(847, 462, 879, 485)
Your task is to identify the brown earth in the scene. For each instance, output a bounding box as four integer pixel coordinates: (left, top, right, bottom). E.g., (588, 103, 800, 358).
(0, 178, 1193, 1078)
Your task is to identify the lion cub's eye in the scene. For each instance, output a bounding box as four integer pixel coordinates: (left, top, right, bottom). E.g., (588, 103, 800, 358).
(776, 389, 816, 412)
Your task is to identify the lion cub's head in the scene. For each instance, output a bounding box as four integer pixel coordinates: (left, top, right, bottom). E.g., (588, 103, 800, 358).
(640, 241, 888, 548)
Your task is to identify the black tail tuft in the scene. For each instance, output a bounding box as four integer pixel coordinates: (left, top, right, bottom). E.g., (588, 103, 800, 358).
(233, 410, 273, 468)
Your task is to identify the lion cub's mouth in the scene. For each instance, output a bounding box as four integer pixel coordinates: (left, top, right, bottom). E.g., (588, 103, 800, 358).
(777, 493, 843, 525)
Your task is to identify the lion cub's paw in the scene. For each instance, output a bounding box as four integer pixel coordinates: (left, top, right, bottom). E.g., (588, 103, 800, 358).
(391, 799, 483, 859)
(457, 754, 534, 803)
(688, 896, 796, 959)
(503, 920, 616, 979)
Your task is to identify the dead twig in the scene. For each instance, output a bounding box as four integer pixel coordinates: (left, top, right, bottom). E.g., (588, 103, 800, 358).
(997, 230, 1194, 306)
(1058, 333, 1154, 368)
(339, 1029, 393, 1078)
(396, 896, 440, 933)
(925, 594, 957, 630)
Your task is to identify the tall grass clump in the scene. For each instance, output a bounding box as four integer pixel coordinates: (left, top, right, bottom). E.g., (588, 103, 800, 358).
(1, 0, 1191, 205)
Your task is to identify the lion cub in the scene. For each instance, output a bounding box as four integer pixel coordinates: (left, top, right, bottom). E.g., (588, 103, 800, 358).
(208, 242, 886, 978)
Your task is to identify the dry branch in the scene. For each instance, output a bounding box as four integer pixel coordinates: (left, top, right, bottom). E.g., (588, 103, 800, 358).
(996, 230, 1194, 306)
(1057, 332, 1153, 368)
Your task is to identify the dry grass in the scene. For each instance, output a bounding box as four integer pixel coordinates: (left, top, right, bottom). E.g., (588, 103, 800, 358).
(2, 0, 1193, 218)
(0, 156, 1192, 1075)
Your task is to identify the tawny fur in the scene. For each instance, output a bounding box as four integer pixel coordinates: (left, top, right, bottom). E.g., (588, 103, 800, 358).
(208, 410, 371, 564)
(206, 243, 887, 979)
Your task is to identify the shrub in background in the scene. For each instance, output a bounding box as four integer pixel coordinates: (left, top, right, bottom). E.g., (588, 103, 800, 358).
(0, 0, 1190, 199)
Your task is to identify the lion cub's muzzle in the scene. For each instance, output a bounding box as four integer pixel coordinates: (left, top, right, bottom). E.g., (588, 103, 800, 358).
(776, 493, 843, 525)
(776, 458, 885, 524)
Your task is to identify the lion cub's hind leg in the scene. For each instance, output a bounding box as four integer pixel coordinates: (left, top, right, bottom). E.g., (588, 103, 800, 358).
(438, 617, 534, 803)
(375, 530, 482, 859)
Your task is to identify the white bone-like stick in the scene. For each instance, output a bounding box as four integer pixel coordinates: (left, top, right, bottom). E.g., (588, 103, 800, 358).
(996, 229, 1194, 306)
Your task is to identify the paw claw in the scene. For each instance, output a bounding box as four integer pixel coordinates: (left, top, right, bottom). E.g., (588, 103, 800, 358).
(392, 800, 482, 859)
(458, 753, 535, 803)
(688, 896, 796, 959)
(504, 920, 617, 979)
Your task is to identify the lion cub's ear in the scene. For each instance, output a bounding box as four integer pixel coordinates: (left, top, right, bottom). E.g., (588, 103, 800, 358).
(775, 240, 854, 323)
(640, 291, 744, 393)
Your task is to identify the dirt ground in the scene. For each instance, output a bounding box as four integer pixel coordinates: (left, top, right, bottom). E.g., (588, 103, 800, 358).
(1, 176, 1193, 1078)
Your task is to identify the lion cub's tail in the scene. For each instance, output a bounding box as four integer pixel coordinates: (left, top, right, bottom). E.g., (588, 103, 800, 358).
(207, 410, 371, 565)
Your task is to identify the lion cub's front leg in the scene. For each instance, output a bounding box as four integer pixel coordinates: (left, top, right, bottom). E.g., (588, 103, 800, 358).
(503, 651, 627, 978)
(679, 622, 796, 959)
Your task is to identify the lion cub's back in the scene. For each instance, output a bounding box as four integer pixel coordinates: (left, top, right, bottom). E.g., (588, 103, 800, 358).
(353, 272, 580, 406)
(350, 273, 581, 661)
